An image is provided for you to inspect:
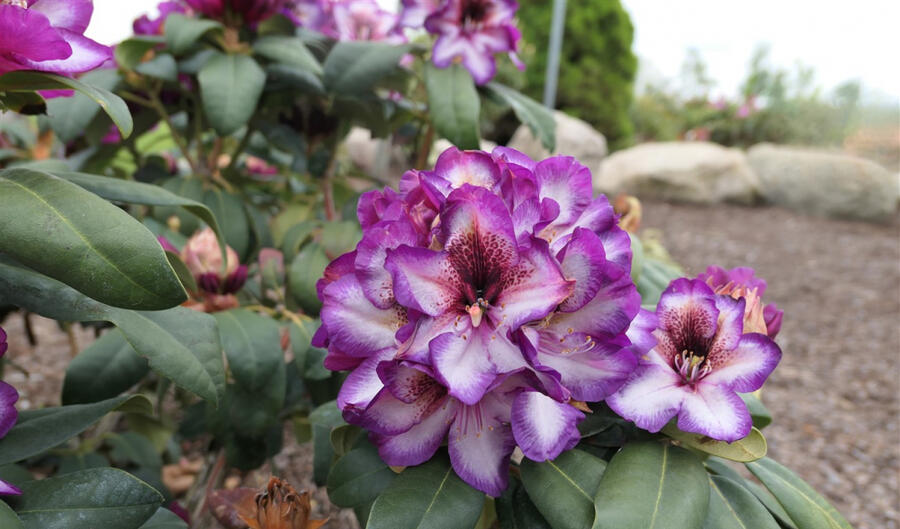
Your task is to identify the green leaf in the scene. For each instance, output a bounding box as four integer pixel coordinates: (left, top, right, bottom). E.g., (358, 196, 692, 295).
(330, 424, 364, 458)
(746, 457, 852, 529)
(740, 392, 773, 429)
(662, 423, 767, 462)
(319, 221, 362, 260)
(0, 168, 187, 310)
(323, 41, 410, 95)
(115, 37, 165, 70)
(164, 14, 222, 55)
(327, 442, 396, 508)
(703, 474, 780, 529)
(0, 91, 45, 115)
(593, 442, 709, 529)
(254, 36, 323, 75)
(288, 243, 329, 316)
(266, 64, 325, 94)
(108, 432, 163, 469)
(138, 508, 189, 529)
(62, 330, 149, 405)
(520, 449, 607, 529)
(198, 53, 266, 136)
(152, 176, 206, 235)
(46, 69, 120, 143)
(636, 257, 683, 306)
(484, 82, 555, 151)
(0, 501, 23, 529)
(57, 453, 109, 475)
(165, 251, 199, 293)
(742, 480, 799, 529)
(0, 395, 151, 466)
(496, 476, 551, 529)
(136, 54, 179, 82)
(0, 71, 133, 138)
(425, 63, 480, 150)
(367, 453, 484, 529)
(7, 468, 162, 529)
(0, 261, 225, 403)
(202, 187, 251, 260)
(309, 400, 345, 485)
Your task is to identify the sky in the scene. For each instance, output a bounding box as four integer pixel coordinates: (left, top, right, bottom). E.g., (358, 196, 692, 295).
(86, 0, 900, 104)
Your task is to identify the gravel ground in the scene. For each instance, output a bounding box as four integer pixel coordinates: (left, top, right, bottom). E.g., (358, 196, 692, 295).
(3, 201, 898, 529)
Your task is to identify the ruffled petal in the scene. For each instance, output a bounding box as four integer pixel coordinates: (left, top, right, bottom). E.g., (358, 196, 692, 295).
(20, 29, 110, 74)
(358, 366, 447, 435)
(533, 156, 593, 227)
(336, 348, 395, 417)
(626, 308, 659, 357)
(320, 275, 406, 357)
(0, 5, 72, 69)
(511, 391, 583, 462)
(606, 360, 686, 433)
(373, 398, 456, 467)
(704, 333, 781, 392)
(709, 294, 745, 355)
(429, 330, 497, 405)
(0, 479, 21, 496)
(355, 220, 420, 308)
(657, 278, 719, 354)
(548, 270, 640, 339)
(385, 246, 460, 316)
(677, 383, 752, 442)
(493, 237, 573, 329)
(427, 148, 502, 196)
(31, 0, 93, 33)
(448, 395, 516, 496)
(557, 228, 610, 312)
(532, 335, 637, 402)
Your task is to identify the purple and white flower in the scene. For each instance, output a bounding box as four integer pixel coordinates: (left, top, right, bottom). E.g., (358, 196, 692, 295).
(424, 0, 523, 84)
(697, 265, 783, 338)
(398, 0, 439, 28)
(0, 0, 110, 76)
(0, 326, 21, 496)
(607, 278, 782, 442)
(184, 0, 287, 24)
(332, 0, 404, 43)
(133, 1, 187, 36)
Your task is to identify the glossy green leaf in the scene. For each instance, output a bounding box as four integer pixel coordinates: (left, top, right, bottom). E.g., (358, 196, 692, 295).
(139, 508, 189, 529)
(108, 432, 163, 469)
(0, 169, 186, 310)
(165, 250, 199, 293)
(740, 392, 773, 429)
(115, 37, 165, 69)
(0, 261, 225, 403)
(425, 63, 480, 150)
(636, 257, 684, 306)
(309, 400, 345, 485)
(267, 64, 325, 94)
(199, 53, 266, 136)
(703, 475, 780, 529)
(62, 330, 149, 405)
(0, 91, 45, 115)
(742, 480, 799, 529)
(496, 476, 551, 529)
(330, 424, 363, 458)
(662, 423, 767, 462)
(214, 309, 284, 390)
(254, 36, 323, 75)
(46, 69, 120, 143)
(323, 41, 410, 95)
(57, 453, 109, 476)
(0, 465, 33, 488)
(0, 501, 23, 529)
(521, 449, 606, 529)
(136, 54, 179, 82)
(367, 453, 484, 529)
(327, 442, 396, 508)
(288, 243, 329, 316)
(152, 176, 206, 235)
(746, 457, 852, 529)
(484, 82, 555, 151)
(319, 221, 362, 260)
(164, 14, 222, 55)
(0, 395, 151, 466)
(593, 442, 709, 529)
(0, 70, 132, 137)
(7, 468, 162, 529)
(202, 187, 250, 260)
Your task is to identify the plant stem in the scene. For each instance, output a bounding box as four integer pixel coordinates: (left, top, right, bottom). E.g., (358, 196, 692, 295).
(224, 125, 254, 174)
(147, 89, 200, 175)
(415, 122, 435, 169)
(322, 148, 339, 221)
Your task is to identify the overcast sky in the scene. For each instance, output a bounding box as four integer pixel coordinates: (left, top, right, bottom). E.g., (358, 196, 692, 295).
(86, 0, 900, 103)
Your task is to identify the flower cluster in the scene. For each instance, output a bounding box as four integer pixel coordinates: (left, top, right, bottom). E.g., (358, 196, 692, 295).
(315, 146, 647, 495)
(0, 326, 21, 495)
(284, 0, 405, 43)
(0, 0, 110, 76)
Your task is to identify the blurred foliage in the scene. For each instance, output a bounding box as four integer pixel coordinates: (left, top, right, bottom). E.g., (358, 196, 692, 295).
(516, 0, 638, 150)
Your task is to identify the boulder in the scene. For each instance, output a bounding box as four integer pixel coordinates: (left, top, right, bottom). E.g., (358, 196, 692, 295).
(594, 142, 759, 205)
(748, 143, 898, 222)
(508, 110, 608, 168)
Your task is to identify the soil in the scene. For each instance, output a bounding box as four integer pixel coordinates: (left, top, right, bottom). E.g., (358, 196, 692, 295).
(3, 200, 898, 529)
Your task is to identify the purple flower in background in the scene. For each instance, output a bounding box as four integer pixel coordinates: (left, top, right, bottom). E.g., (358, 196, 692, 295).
(425, 0, 523, 84)
(282, 0, 332, 32)
(133, 1, 187, 36)
(0, 326, 21, 496)
(332, 0, 404, 43)
(399, 0, 439, 28)
(607, 278, 782, 442)
(0, 0, 110, 76)
(184, 0, 287, 24)
(316, 146, 645, 495)
(697, 265, 783, 338)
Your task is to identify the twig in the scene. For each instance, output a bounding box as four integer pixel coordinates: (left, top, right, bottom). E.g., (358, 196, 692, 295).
(415, 122, 435, 170)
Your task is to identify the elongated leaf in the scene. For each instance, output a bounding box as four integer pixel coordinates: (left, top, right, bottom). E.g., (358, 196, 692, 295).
(746, 458, 852, 529)
(327, 442, 396, 508)
(521, 449, 606, 529)
(743, 480, 799, 529)
(288, 243, 329, 316)
(367, 453, 484, 529)
(425, 63, 480, 149)
(202, 188, 250, 260)
(136, 54, 179, 82)
(0, 71, 133, 137)
(62, 330, 149, 405)
(115, 36, 165, 69)
(309, 400, 344, 485)
(46, 69, 120, 143)
(484, 82, 554, 151)
(0, 261, 225, 403)
(199, 53, 266, 136)
(703, 475, 780, 529)
(0, 169, 186, 310)
(7, 468, 162, 529)
(740, 392, 773, 429)
(254, 36, 322, 75)
(108, 432, 163, 469)
(593, 442, 709, 529)
(496, 476, 551, 529)
(323, 41, 409, 95)
(662, 424, 767, 462)
(139, 508, 188, 529)
(0, 395, 151, 466)
(0, 500, 23, 529)
(164, 14, 222, 55)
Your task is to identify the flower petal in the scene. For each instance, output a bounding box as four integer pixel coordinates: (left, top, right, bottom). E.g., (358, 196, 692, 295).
(533, 156, 593, 227)
(532, 335, 637, 402)
(557, 228, 610, 312)
(448, 395, 516, 496)
(494, 237, 573, 329)
(0, 380, 19, 438)
(385, 246, 460, 316)
(549, 270, 640, 339)
(355, 220, 420, 308)
(19, 29, 110, 74)
(705, 333, 782, 392)
(677, 383, 752, 442)
(336, 348, 395, 417)
(511, 391, 583, 462)
(320, 275, 405, 357)
(0, 5, 72, 69)
(0, 479, 21, 496)
(606, 360, 686, 433)
(429, 330, 497, 405)
(656, 278, 719, 355)
(626, 308, 659, 357)
(373, 398, 457, 466)
(358, 365, 447, 435)
(427, 148, 502, 196)
(31, 0, 93, 33)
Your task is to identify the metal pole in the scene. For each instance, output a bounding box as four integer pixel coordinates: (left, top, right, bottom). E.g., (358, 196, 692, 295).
(543, 0, 567, 108)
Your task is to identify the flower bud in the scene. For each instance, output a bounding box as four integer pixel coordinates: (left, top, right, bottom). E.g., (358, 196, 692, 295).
(182, 228, 242, 294)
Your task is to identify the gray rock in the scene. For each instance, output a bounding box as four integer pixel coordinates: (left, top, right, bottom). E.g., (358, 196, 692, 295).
(508, 110, 608, 168)
(594, 141, 759, 205)
(748, 143, 898, 222)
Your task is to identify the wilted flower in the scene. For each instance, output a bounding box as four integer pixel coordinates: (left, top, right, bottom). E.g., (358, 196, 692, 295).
(424, 0, 523, 84)
(697, 265, 783, 338)
(0, 0, 110, 76)
(0, 326, 21, 496)
(133, 1, 187, 35)
(180, 227, 247, 295)
(607, 278, 782, 442)
(208, 477, 327, 529)
(332, 0, 404, 43)
(316, 146, 643, 495)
